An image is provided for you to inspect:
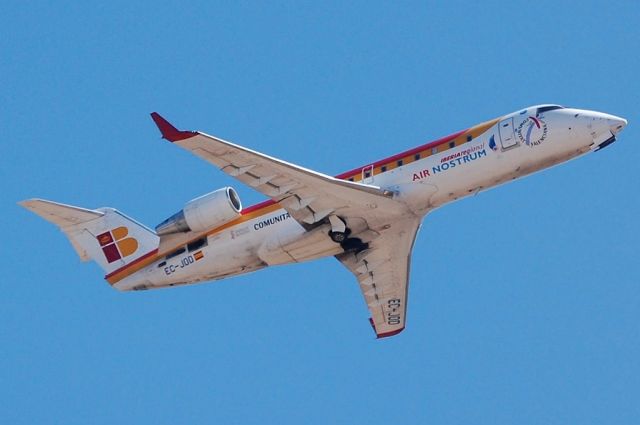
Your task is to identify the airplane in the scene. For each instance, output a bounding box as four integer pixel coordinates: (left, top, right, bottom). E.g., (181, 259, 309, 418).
(20, 104, 627, 338)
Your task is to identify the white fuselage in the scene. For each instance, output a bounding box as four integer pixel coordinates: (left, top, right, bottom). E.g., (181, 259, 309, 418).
(114, 105, 626, 291)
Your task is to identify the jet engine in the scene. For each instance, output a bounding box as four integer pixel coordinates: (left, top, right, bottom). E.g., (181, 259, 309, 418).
(155, 187, 242, 235)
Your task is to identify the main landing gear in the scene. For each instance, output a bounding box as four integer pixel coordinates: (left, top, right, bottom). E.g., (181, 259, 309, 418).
(328, 214, 348, 243)
(329, 229, 347, 243)
(328, 215, 368, 253)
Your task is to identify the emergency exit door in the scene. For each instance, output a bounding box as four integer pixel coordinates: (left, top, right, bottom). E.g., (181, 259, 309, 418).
(362, 164, 374, 184)
(499, 118, 517, 149)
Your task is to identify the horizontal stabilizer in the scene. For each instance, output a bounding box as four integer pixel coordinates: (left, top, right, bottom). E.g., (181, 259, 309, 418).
(20, 199, 105, 261)
(19, 198, 159, 274)
(19, 199, 104, 228)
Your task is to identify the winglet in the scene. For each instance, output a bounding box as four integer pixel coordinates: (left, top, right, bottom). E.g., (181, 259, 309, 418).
(150, 112, 197, 142)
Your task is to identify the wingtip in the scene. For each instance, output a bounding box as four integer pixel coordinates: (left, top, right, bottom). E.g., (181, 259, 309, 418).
(376, 327, 405, 339)
(18, 198, 37, 208)
(150, 112, 197, 142)
(369, 317, 405, 339)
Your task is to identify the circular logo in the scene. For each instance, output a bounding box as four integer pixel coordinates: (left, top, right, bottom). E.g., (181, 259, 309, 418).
(516, 116, 548, 147)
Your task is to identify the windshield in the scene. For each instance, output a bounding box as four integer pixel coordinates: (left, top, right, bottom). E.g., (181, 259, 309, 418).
(536, 105, 564, 114)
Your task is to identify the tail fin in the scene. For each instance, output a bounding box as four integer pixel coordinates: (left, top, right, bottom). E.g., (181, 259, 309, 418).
(19, 199, 159, 275)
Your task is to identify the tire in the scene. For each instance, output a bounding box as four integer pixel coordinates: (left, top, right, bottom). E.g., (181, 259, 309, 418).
(329, 231, 347, 243)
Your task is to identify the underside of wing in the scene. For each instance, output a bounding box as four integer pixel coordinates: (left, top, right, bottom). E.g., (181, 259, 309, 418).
(150, 113, 411, 231)
(336, 218, 421, 338)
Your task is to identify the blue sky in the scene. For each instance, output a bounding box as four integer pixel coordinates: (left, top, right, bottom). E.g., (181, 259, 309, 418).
(2, 1, 639, 424)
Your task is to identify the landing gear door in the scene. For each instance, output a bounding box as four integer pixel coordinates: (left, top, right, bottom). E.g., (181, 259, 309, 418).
(362, 164, 374, 184)
(499, 118, 517, 149)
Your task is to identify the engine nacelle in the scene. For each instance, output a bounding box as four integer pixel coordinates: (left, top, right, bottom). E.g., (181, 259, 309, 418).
(155, 187, 242, 235)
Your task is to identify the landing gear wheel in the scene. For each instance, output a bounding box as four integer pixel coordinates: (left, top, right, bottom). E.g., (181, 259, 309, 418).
(329, 231, 347, 243)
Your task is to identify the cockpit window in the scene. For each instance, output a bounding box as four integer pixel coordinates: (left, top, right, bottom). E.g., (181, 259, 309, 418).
(536, 105, 564, 114)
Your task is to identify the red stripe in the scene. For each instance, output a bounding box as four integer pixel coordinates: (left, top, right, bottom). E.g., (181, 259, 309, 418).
(244, 129, 467, 187)
(335, 129, 467, 180)
(241, 199, 276, 215)
(376, 327, 405, 339)
(105, 249, 158, 279)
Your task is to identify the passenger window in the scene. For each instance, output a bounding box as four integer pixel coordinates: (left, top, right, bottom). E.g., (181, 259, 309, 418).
(414, 153, 420, 160)
(188, 237, 208, 252)
(381, 165, 387, 172)
(397, 160, 403, 167)
(449, 141, 455, 149)
(166, 247, 186, 259)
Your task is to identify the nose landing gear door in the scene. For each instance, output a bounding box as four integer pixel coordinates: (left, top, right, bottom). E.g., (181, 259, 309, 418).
(499, 118, 518, 149)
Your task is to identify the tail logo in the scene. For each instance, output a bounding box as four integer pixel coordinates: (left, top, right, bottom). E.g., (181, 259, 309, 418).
(96, 227, 139, 263)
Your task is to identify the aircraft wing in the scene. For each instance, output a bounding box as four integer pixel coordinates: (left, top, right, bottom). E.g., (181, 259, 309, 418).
(336, 218, 421, 338)
(150, 113, 410, 229)
(151, 113, 421, 338)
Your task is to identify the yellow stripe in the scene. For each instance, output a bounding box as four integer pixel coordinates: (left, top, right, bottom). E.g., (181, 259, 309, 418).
(349, 118, 499, 182)
(106, 202, 282, 284)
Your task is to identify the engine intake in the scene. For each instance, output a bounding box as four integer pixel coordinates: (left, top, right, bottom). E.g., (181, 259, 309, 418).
(155, 187, 242, 236)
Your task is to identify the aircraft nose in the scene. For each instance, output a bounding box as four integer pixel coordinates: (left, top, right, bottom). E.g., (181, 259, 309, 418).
(608, 115, 627, 134)
(580, 110, 628, 151)
(587, 111, 628, 135)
